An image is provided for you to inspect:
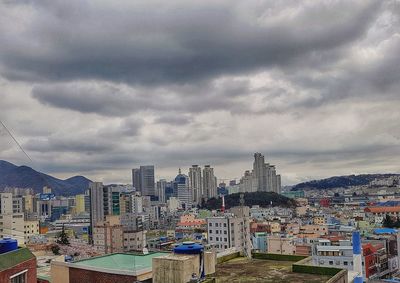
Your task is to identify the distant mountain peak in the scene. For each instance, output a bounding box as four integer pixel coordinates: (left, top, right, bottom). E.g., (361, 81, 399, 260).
(0, 160, 92, 196)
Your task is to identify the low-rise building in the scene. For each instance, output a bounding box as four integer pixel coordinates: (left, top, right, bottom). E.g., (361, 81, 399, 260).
(0, 240, 37, 283)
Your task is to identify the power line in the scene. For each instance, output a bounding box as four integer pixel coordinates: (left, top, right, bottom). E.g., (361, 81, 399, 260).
(0, 119, 33, 163)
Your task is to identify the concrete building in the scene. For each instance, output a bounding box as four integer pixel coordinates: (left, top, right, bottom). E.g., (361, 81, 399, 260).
(189, 165, 203, 205)
(50, 252, 166, 283)
(0, 213, 39, 245)
(123, 230, 146, 252)
(156, 179, 167, 203)
(267, 236, 296, 255)
(132, 165, 155, 196)
(203, 165, 217, 199)
(93, 216, 124, 254)
(207, 207, 251, 256)
(75, 194, 86, 215)
(237, 154, 283, 194)
(89, 182, 105, 229)
(312, 239, 354, 270)
(132, 168, 141, 191)
(0, 245, 37, 283)
(174, 170, 191, 209)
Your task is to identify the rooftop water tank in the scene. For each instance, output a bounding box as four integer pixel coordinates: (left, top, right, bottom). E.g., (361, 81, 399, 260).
(0, 238, 18, 254)
(174, 242, 204, 255)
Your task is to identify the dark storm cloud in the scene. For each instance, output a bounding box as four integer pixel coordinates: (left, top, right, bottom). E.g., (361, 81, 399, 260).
(1, 0, 400, 184)
(0, 0, 382, 85)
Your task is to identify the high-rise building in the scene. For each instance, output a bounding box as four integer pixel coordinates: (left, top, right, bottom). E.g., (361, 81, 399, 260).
(89, 182, 105, 230)
(156, 179, 167, 203)
(132, 166, 155, 196)
(253, 153, 267, 191)
(132, 168, 141, 191)
(174, 169, 191, 210)
(189, 165, 203, 205)
(203, 165, 217, 199)
(252, 153, 281, 193)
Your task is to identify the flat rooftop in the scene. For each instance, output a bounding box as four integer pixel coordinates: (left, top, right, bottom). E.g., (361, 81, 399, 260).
(72, 252, 167, 274)
(215, 257, 330, 283)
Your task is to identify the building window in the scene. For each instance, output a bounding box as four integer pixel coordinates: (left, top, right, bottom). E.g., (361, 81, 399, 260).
(10, 270, 27, 283)
(344, 261, 348, 266)
(329, 261, 333, 265)
(209, 223, 212, 227)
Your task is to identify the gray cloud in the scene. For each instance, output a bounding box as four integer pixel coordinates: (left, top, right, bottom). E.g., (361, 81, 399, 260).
(0, 0, 382, 85)
(1, 0, 400, 185)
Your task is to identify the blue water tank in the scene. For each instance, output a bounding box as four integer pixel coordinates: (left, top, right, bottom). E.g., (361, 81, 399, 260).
(0, 238, 18, 254)
(174, 242, 204, 254)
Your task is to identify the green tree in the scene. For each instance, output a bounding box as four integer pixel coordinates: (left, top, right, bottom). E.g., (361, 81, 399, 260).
(383, 214, 394, 228)
(51, 244, 60, 255)
(56, 225, 70, 246)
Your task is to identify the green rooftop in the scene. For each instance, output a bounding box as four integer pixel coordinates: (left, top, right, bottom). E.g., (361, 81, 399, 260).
(72, 252, 168, 273)
(0, 248, 35, 272)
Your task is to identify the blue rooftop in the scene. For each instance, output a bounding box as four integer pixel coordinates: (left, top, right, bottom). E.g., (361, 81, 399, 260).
(374, 228, 398, 235)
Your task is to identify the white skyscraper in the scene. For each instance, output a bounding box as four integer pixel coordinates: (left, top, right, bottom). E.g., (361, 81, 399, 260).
(203, 165, 217, 199)
(156, 179, 167, 203)
(189, 165, 203, 205)
(250, 153, 282, 193)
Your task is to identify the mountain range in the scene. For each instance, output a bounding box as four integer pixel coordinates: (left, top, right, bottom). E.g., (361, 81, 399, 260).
(292, 173, 400, 191)
(0, 160, 92, 196)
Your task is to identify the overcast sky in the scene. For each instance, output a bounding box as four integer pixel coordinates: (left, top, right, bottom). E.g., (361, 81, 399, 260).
(1, 0, 400, 185)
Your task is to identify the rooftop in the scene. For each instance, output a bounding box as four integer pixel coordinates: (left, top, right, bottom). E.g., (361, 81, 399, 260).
(215, 257, 330, 283)
(72, 252, 167, 275)
(0, 248, 35, 271)
(365, 206, 400, 213)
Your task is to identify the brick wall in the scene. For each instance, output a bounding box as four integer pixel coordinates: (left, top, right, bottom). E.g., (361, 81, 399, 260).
(69, 267, 136, 283)
(0, 258, 37, 283)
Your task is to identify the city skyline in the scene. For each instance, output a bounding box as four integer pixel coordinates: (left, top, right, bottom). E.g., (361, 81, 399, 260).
(1, 1, 400, 185)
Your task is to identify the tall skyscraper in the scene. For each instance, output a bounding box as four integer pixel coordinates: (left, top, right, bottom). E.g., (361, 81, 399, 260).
(189, 165, 203, 205)
(251, 153, 281, 193)
(203, 165, 217, 199)
(253, 153, 267, 191)
(156, 179, 167, 203)
(132, 168, 141, 191)
(174, 169, 191, 210)
(89, 182, 105, 243)
(132, 165, 156, 196)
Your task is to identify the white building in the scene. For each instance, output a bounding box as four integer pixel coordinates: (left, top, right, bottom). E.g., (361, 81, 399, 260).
(206, 206, 252, 257)
(203, 165, 217, 199)
(189, 165, 203, 205)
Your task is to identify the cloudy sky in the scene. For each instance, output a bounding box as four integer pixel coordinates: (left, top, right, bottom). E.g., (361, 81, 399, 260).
(1, 0, 400, 185)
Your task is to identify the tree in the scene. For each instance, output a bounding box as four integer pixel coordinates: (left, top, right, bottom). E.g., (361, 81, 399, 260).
(383, 214, 394, 228)
(56, 225, 70, 246)
(51, 244, 60, 255)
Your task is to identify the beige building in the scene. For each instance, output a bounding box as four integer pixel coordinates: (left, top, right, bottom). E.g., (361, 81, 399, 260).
(267, 236, 296, 255)
(93, 216, 124, 254)
(0, 213, 39, 245)
(313, 216, 326, 225)
(300, 224, 328, 236)
(123, 230, 146, 252)
(269, 222, 281, 233)
(75, 194, 86, 215)
(23, 195, 34, 213)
